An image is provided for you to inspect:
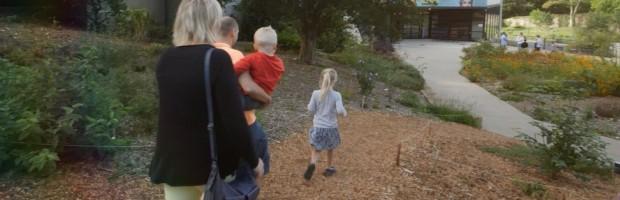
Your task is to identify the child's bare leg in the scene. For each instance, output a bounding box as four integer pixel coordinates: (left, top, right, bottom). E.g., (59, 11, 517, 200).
(323, 149, 336, 177)
(305, 149, 321, 181)
(327, 149, 334, 167)
(310, 149, 320, 164)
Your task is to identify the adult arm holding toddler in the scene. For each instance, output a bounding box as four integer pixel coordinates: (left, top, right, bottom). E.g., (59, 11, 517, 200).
(213, 17, 272, 106)
(239, 73, 272, 105)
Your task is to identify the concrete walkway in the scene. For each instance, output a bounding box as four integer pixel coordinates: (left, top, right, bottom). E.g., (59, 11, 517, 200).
(395, 39, 620, 162)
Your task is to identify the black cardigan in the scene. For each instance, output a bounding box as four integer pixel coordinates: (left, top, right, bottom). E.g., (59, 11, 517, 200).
(149, 45, 258, 186)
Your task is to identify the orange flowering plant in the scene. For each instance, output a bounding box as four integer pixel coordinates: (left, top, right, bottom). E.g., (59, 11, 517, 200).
(462, 42, 620, 97)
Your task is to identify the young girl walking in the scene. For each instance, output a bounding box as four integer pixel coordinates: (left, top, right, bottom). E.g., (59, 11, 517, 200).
(304, 68, 347, 182)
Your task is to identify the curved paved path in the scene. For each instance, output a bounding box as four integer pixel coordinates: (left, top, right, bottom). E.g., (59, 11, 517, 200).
(395, 39, 620, 162)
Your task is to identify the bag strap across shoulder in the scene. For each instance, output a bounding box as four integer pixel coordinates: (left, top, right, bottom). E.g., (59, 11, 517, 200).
(203, 48, 217, 164)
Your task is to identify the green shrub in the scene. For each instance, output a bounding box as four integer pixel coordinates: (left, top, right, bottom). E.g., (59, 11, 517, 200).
(423, 102, 482, 128)
(575, 11, 620, 58)
(529, 9, 553, 26)
(502, 75, 531, 92)
(317, 26, 351, 53)
(87, 0, 127, 32)
(397, 92, 422, 108)
(461, 41, 504, 61)
(0, 59, 66, 174)
(357, 71, 378, 97)
(331, 45, 425, 91)
(0, 31, 161, 174)
(513, 180, 549, 199)
(115, 8, 151, 41)
(387, 69, 425, 91)
(518, 107, 613, 179)
(72, 50, 128, 148)
(277, 25, 300, 50)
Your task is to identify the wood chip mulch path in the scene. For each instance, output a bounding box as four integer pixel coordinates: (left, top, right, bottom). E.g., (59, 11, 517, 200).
(260, 110, 620, 200)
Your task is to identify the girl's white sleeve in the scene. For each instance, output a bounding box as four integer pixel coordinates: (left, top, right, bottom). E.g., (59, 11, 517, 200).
(336, 93, 347, 117)
(307, 92, 317, 114)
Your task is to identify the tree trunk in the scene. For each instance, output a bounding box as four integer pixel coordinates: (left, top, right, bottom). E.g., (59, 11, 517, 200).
(569, 6, 575, 27)
(299, 29, 318, 64)
(569, 0, 582, 28)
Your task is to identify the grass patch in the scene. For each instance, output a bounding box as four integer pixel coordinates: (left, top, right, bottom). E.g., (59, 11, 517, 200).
(423, 103, 482, 128)
(512, 179, 550, 199)
(503, 26, 575, 42)
(479, 145, 541, 167)
(397, 94, 481, 128)
(396, 91, 422, 108)
(331, 44, 424, 91)
(397, 95, 480, 128)
(500, 92, 527, 102)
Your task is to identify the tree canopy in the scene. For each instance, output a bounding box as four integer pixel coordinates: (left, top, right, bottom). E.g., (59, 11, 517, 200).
(236, 0, 418, 64)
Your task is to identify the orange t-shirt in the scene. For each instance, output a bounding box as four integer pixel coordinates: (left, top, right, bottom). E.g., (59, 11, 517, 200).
(213, 42, 257, 125)
(213, 42, 244, 63)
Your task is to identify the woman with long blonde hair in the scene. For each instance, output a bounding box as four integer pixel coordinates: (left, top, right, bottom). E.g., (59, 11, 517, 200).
(303, 68, 347, 183)
(149, 0, 263, 199)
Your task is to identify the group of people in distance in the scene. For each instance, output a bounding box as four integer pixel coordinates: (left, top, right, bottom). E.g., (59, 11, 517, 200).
(149, 0, 347, 199)
(500, 32, 545, 51)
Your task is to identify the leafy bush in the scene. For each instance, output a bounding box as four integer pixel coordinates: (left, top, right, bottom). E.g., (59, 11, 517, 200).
(356, 71, 378, 108)
(87, 0, 127, 32)
(357, 71, 378, 97)
(513, 180, 549, 199)
(331, 44, 425, 91)
(502, 75, 531, 92)
(115, 9, 151, 41)
(518, 107, 613, 179)
(0, 24, 162, 174)
(317, 27, 351, 53)
(529, 9, 553, 26)
(574, 11, 620, 58)
(0, 59, 66, 173)
(277, 25, 301, 50)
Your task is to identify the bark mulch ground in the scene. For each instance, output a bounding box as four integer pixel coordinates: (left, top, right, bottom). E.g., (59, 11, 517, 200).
(261, 111, 620, 200)
(2, 111, 618, 200)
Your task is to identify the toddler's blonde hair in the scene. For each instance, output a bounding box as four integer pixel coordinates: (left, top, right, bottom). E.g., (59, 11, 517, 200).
(254, 26, 278, 55)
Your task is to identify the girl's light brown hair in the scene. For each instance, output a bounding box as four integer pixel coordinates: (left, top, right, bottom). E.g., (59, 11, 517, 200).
(319, 68, 338, 101)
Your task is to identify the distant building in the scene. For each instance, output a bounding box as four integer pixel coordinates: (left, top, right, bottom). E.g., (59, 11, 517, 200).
(402, 0, 502, 41)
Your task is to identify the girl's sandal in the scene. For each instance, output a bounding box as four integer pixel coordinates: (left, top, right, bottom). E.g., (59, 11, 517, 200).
(323, 167, 336, 177)
(303, 164, 316, 181)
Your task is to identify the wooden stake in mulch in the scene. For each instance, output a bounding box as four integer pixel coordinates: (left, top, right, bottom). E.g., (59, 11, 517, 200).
(396, 143, 401, 167)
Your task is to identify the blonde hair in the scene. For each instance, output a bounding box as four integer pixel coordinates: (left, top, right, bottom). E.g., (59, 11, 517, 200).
(172, 0, 223, 46)
(319, 68, 338, 101)
(253, 26, 278, 55)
